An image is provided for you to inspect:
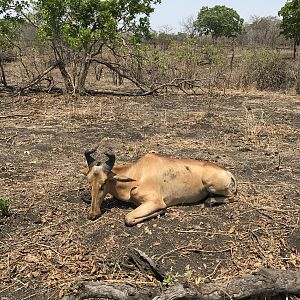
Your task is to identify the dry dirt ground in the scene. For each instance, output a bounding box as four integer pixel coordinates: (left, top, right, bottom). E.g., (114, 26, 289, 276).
(0, 90, 299, 299)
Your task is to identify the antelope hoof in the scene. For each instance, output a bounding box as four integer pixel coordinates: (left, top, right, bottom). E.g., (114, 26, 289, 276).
(88, 211, 101, 221)
(124, 216, 136, 227)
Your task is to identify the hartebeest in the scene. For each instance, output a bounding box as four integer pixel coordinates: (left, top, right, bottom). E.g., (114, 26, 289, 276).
(81, 147, 237, 226)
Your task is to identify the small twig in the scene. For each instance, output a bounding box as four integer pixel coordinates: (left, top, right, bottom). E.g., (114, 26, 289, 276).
(22, 293, 38, 300)
(248, 203, 276, 221)
(155, 246, 190, 262)
(249, 230, 267, 259)
(0, 281, 18, 294)
(0, 112, 35, 119)
(255, 209, 275, 221)
(6, 253, 10, 275)
(36, 243, 62, 257)
(204, 261, 222, 281)
(275, 148, 283, 170)
(155, 246, 232, 262)
(175, 230, 203, 233)
(24, 200, 36, 215)
(182, 248, 232, 254)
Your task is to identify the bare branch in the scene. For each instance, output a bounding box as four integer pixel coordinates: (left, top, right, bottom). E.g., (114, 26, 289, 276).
(90, 58, 148, 92)
(17, 61, 60, 94)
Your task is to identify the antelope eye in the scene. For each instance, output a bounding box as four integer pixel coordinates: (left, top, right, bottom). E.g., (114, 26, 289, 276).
(100, 183, 105, 191)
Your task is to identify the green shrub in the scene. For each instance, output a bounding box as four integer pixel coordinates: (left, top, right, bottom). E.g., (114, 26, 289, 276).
(162, 271, 179, 286)
(240, 48, 294, 91)
(0, 197, 11, 217)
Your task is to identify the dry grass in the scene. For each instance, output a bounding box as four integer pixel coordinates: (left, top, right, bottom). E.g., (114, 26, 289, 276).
(0, 90, 299, 299)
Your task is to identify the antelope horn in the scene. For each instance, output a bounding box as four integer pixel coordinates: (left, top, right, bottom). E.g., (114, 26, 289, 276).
(84, 145, 99, 168)
(103, 149, 115, 172)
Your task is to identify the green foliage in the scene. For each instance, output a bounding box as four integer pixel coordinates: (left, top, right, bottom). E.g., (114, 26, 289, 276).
(240, 49, 292, 91)
(1, 0, 161, 92)
(0, 18, 16, 50)
(130, 36, 231, 93)
(278, 0, 300, 44)
(141, 37, 205, 83)
(174, 37, 201, 63)
(194, 5, 244, 39)
(0, 13, 24, 51)
(1, 0, 160, 50)
(36, 0, 161, 51)
(151, 49, 168, 70)
(202, 43, 226, 66)
(0, 196, 11, 216)
(0, 0, 28, 17)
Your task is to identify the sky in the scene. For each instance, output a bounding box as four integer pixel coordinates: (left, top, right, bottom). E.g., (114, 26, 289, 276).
(149, 0, 287, 32)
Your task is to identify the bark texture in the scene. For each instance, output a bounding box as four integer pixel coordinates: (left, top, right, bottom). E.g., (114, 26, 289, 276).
(62, 268, 300, 300)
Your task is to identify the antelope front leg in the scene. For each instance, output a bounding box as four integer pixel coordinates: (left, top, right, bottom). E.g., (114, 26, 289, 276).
(124, 201, 166, 226)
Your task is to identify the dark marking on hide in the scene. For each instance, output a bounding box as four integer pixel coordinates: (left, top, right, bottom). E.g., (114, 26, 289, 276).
(185, 166, 191, 172)
(163, 169, 178, 183)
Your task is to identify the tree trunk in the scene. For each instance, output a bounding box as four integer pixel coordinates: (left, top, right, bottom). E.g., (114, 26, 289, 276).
(296, 57, 300, 94)
(77, 60, 91, 93)
(0, 57, 7, 87)
(226, 40, 235, 91)
(57, 60, 74, 93)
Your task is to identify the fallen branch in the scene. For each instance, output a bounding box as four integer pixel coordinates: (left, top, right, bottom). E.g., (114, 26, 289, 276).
(61, 281, 153, 300)
(89, 58, 148, 92)
(62, 268, 300, 300)
(85, 78, 207, 97)
(86, 59, 209, 96)
(127, 248, 165, 282)
(84, 89, 149, 96)
(17, 61, 60, 94)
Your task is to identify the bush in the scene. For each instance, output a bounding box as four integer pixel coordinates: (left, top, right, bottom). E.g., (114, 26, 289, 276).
(239, 48, 294, 91)
(0, 197, 11, 217)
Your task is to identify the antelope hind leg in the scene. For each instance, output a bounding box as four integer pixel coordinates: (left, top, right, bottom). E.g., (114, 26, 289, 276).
(204, 195, 237, 207)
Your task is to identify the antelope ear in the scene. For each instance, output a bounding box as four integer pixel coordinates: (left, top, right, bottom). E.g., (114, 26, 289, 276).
(109, 173, 136, 182)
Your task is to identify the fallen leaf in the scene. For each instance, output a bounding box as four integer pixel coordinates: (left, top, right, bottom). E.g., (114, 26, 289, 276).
(228, 226, 236, 234)
(58, 289, 65, 298)
(43, 249, 53, 259)
(144, 226, 152, 235)
(26, 254, 39, 263)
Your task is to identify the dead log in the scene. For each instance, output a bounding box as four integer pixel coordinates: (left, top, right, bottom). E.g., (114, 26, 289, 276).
(61, 282, 154, 300)
(155, 269, 300, 300)
(127, 247, 165, 282)
(62, 268, 300, 300)
(84, 78, 203, 97)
